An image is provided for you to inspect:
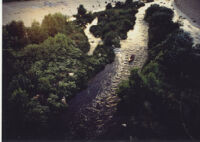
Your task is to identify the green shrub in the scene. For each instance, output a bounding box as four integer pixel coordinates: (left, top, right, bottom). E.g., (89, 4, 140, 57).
(41, 13, 68, 36)
(116, 4, 200, 139)
(106, 3, 112, 9)
(3, 21, 28, 50)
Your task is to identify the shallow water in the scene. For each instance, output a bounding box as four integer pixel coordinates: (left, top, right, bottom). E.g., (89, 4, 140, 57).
(3, 0, 200, 140)
(65, 0, 200, 139)
(84, 18, 102, 55)
(65, 2, 151, 139)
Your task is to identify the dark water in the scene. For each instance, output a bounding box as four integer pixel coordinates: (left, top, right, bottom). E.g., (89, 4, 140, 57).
(64, 0, 200, 140)
(64, 3, 150, 139)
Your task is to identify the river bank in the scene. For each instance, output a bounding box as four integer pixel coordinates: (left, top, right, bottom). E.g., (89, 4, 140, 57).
(3, 0, 125, 26)
(174, 0, 200, 28)
(3, 0, 200, 29)
(3, 0, 200, 140)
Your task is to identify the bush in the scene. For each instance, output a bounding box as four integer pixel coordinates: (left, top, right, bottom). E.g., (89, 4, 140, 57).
(115, 1, 123, 9)
(27, 21, 48, 44)
(77, 4, 86, 16)
(41, 13, 68, 36)
(125, 0, 133, 7)
(90, 25, 102, 37)
(146, 0, 154, 3)
(103, 31, 120, 47)
(90, 4, 138, 41)
(3, 21, 28, 50)
(75, 5, 95, 26)
(145, 5, 179, 49)
(106, 3, 112, 10)
(161, 30, 193, 75)
(116, 4, 200, 139)
(145, 4, 174, 24)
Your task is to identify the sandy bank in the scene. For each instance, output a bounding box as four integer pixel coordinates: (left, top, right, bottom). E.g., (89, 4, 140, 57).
(3, 0, 125, 26)
(174, 0, 200, 28)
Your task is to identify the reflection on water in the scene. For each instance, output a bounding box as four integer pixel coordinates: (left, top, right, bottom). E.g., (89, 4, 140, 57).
(3, 0, 200, 140)
(65, 0, 200, 139)
(65, 2, 151, 139)
(2, 0, 200, 140)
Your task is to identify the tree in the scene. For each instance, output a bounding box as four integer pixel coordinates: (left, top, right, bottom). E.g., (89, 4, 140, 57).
(115, 2, 123, 8)
(3, 21, 28, 50)
(125, 0, 133, 6)
(27, 21, 48, 44)
(26, 98, 50, 126)
(103, 31, 120, 47)
(77, 4, 86, 16)
(47, 93, 67, 114)
(75, 5, 94, 26)
(9, 88, 29, 110)
(145, 4, 174, 24)
(106, 3, 112, 9)
(161, 30, 193, 78)
(41, 13, 68, 36)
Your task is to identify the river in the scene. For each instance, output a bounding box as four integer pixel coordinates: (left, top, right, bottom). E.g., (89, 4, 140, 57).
(3, 0, 200, 140)
(64, 0, 200, 139)
(64, 1, 151, 139)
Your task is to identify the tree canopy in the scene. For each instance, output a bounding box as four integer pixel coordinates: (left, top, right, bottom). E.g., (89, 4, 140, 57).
(116, 5, 200, 139)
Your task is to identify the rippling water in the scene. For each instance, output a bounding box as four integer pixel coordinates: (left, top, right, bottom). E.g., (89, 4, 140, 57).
(2, 0, 200, 140)
(65, 2, 152, 139)
(65, 0, 200, 140)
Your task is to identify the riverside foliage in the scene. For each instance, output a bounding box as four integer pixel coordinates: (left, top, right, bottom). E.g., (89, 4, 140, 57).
(88, 1, 144, 67)
(3, 14, 94, 139)
(3, 0, 143, 140)
(117, 4, 200, 139)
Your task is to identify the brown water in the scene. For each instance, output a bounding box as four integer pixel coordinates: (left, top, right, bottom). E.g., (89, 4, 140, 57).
(3, 0, 200, 140)
(65, 0, 200, 139)
(65, 2, 151, 139)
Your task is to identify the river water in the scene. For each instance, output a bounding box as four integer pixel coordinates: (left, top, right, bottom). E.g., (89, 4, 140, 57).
(3, 0, 200, 140)
(65, 2, 151, 139)
(84, 18, 102, 56)
(65, 0, 200, 139)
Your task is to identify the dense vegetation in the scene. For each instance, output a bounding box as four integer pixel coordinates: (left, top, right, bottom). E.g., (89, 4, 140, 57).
(87, 1, 145, 67)
(3, 10, 111, 140)
(3, 12, 94, 139)
(90, 1, 144, 41)
(74, 4, 95, 27)
(117, 4, 200, 139)
(3, 0, 143, 140)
